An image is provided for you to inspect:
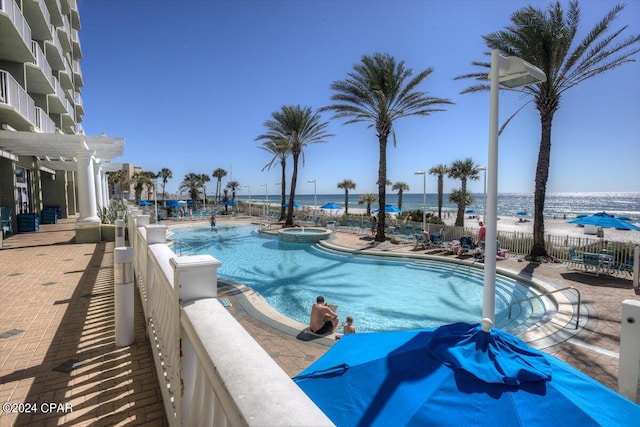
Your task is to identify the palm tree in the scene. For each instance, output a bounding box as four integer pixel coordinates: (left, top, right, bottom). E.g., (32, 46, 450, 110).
(448, 158, 480, 226)
(337, 179, 356, 214)
(259, 136, 290, 220)
(358, 193, 377, 217)
(130, 171, 155, 203)
(322, 52, 453, 241)
(256, 105, 332, 226)
(429, 164, 448, 219)
(457, 1, 640, 257)
(199, 173, 211, 207)
(226, 180, 241, 200)
(179, 173, 202, 205)
(448, 189, 473, 222)
(391, 182, 409, 210)
(212, 168, 227, 203)
(107, 170, 128, 199)
(157, 168, 172, 203)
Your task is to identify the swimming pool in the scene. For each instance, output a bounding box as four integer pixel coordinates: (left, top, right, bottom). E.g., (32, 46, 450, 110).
(169, 223, 546, 334)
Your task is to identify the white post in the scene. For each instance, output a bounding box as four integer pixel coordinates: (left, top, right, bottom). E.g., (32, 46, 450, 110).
(633, 246, 639, 293)
(619, 300, 640, 402)
(482, 49, 501, 328)
(114, 247, 135, 346)
(146, 224, 167, 244)
(75, 151, 101, 226)
(115, 219, 125, 247)
(170, 255, 222, 302)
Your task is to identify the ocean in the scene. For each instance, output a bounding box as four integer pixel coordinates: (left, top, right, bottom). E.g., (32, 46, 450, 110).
(236, 192, 640, 222)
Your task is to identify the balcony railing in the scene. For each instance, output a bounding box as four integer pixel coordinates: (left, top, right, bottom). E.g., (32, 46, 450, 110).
(30, 41, 55, 91)
(0, 70, 37, 125)
(0, 0, 33, 52)
(126, 211, 334, 427)
(34, 107, 56, 133)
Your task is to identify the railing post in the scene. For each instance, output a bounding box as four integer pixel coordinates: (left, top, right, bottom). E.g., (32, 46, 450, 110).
(115, 219, 125, 247)
(114, 247, 135, 347)
(619, 299, 640, 403)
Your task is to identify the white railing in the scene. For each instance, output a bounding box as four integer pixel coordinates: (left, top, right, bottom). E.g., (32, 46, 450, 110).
(0, 70, 37, 124)
(1, 0, 32, 52)
(34, 107, 56, 133)
(126, 209, 333, 426)
(30, 41, 54, 90)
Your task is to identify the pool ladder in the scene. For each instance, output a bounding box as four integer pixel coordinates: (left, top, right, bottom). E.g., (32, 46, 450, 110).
(171, 240, 196, 256)
(508, 286, 582, 329)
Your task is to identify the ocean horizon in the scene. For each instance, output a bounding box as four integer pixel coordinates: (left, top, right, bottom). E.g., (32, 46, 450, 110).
(225, 191, 640, 222)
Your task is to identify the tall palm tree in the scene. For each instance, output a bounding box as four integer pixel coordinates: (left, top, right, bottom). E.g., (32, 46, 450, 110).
(358, 193, 377, 217)
(199, 173, 211, 207)
(107, 170, 128, 199)
(259, 136, 290, 220)
(179, 173, 202, 205)
(448, 189, 473, 221)
(337, 179, 356, 214)
(457, 1, 640, 257)
(391, 182, 409, 210)
(157, 168, 172, 203)
(448, 158, 480, 226)
(212, 168, 227, 203)
(429, 164, 449, 219)
(322, 52, 453, 241)
(256, 105, 332, 226)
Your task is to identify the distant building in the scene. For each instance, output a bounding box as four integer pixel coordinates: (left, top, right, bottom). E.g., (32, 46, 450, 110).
(0, 0, 124, 232)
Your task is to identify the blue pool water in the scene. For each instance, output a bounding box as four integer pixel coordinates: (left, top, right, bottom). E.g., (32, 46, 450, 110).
(169, 224, 545, 334)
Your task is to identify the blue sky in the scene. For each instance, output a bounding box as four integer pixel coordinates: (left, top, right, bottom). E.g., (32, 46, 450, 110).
(78, 0, 640, 197)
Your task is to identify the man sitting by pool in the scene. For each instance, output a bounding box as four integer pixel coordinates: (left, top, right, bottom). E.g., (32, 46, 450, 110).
(310, 296, 339, 335)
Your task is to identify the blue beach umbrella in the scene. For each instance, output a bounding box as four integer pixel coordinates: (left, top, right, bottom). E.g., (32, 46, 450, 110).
(139, 200, 152, 206)
(283, 202, 301, 208)
(374, 204, 403, 214)
(465, 208, 476, 214)
(225, 200, 237, 206)
(320, 202, 342, 210)
(294, 322, 640, 427)
(516, 210, 527, 216)
(567, 212, 640, 231)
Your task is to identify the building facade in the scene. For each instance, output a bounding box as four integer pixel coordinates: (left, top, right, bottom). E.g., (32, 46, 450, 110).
(0, 0, 123, 235)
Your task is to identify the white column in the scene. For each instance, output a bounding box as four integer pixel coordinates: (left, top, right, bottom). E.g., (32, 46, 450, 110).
(75, 151, 101, 226)
(102, 171, 110, 207)
(114, 247, 135, 347)
(619, 299, 640, 402)
(94, 160, 104, 210)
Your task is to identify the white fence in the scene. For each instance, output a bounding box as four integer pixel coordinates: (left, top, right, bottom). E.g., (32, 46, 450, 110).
(125, 209, 333, 427)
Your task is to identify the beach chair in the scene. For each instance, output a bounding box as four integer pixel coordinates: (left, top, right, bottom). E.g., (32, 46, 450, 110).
(414, 232, 430, 250)
(1, 207, 12, 237)
(615, 256, 634, 276)
(459, 236, 480, 255)
(581, 253, 602, 276)
(567, 248, 583, 270)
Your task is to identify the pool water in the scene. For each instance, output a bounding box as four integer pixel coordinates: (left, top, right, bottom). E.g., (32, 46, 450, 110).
(169, 224, 545, 334)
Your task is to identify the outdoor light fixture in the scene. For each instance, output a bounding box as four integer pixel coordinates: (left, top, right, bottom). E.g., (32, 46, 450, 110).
(244, 185, 250, 216)
(414, 171, 426, 231)
(483, 49, 546, 330)
(261, 183, 268, 217)
(308, 179, 317, 216)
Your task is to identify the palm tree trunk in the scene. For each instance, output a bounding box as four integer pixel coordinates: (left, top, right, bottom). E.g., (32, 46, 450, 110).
(280, 163, 286, 221)
(344, 191, 349, 215)
(531, 113, 554, 258)
(287, 153, 300, 226)
(376, 135, 388, 242)
(437, 177, 443, 218)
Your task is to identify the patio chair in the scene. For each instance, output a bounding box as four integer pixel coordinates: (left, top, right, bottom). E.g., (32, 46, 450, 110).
(581, 253, 602, 276)
(1, 207, 13, 237)
(414, 232, 430, 250)
(615, 256, 634, 277)
(459, 236, 480, 255)
(567, 248, 583, 270)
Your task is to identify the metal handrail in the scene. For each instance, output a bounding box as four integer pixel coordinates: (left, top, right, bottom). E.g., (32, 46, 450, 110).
(508, 286, 582, 329)
(171, 239, 195, 256)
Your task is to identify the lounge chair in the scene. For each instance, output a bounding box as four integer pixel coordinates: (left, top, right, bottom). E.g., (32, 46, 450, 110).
(414, 232, 430, 250)
(1, 207, 13, 236)
(459, 236, 480, 255)
(567, 248, 583, 269)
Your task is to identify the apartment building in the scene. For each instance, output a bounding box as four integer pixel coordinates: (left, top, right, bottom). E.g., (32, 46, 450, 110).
(0, 0, 124, 236)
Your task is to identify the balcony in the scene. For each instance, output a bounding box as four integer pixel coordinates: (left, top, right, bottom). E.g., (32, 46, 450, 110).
(47, 75, 67, 114)
(26, 41, 55, 95)
(56, 14, 71, 54)
(0, 0, 35, 62)
(22, 0, 52, 41)
(34, 106, 56, 133)
(0, 70, 37, 131)
(72, 59, 83, 88)
(44, 26, 65, 70)
(69, 0, 80, 31)
(44, 0, 63, 27)
(74, 91, 84, 116)
(58, 58, 73, 90)
(71, 28, 82, 59)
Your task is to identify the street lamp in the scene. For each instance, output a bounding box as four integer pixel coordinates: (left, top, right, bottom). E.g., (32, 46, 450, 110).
(261, 183, 268, 217)
(476, 166, 487, 222)
(244, 185, 251, 216)
(414, 171, 426, 231)
(308, 179, 316, 216)
(482, 49, 545, 331)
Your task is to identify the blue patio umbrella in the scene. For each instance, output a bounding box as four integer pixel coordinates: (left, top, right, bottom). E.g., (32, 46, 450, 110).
(283, 202, 301, 208)
(166, 200, 186, 207)
(516, 210, 527, 216)
(139, 200, 152, 206)
(294, 322, 640, 427)
(465, 208, 476, 214)
(567, 211, 640, 231)
(320, 202, 342, 210)
(374, 204, 403, 214)
(618, 216, 632, 221)
(225, 200, 237, 206)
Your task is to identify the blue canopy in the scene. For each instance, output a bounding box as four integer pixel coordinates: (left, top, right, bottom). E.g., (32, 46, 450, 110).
(166, 200, 186, 207)
(374, 204, 403, 213)
(225, 200, 237, 206)
(567, 212, 640, 230)
(283, 202, 301, 208)
(139, 200, 152, 206)
(294, 322, 640, 427)
(320, 202, 342, 210)
(465, 208, 476, 214)
(516, 210, 527, 216)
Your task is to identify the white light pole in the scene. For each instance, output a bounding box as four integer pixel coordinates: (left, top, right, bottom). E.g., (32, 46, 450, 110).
(414, 171, 426, 231)
(476, 166, 487, 222)
(483, 49, 545, 331)
(308, 179, 316, 217)
(244, 185, 251, 216)
(261, 183, 268, 217)
(154, 179, 158, 223)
